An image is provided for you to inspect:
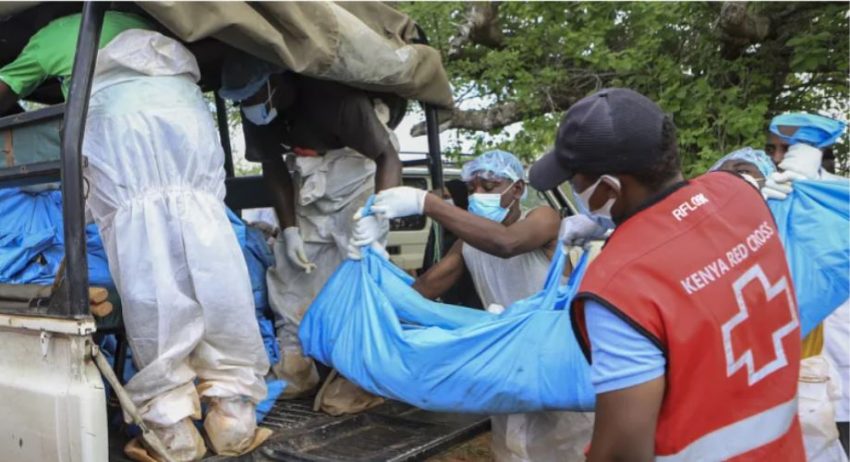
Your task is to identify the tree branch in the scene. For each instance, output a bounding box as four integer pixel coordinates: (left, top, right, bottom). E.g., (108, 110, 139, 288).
(409, 73, 612, 136)
(447, 2, 504, 60)
(717, 2, 771, 59)
(718, 2, 771, 42)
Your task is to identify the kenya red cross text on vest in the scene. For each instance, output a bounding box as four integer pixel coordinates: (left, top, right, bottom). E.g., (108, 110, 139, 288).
(572, 171, 804, 461)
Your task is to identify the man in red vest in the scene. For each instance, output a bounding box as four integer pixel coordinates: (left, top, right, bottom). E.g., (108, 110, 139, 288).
(529, 88, 804, 461)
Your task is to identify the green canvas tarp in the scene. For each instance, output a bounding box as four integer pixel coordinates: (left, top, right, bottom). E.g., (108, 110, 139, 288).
(0, 1, 453, 108)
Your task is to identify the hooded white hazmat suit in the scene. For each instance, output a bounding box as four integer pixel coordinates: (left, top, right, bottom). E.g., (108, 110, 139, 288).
(267, 148, 374, 397)
(82, 29, 269, 456)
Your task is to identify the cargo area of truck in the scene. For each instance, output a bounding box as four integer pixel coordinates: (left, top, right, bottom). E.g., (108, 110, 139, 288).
(108, 398, 489, 462)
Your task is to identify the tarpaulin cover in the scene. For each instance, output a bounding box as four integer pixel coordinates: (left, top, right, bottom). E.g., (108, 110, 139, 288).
(300, 238, 595, 414)
(769, 179, 850, 337)
(0, 1, 453, 108)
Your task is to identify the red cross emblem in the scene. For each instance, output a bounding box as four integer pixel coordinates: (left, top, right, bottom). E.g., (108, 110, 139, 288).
(722, 264, 798, 386)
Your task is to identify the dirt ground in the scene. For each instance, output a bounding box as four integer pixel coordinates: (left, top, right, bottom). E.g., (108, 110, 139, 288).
(427, 432, 493, 462)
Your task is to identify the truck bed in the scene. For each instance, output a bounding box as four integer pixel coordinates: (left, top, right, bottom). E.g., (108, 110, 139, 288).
(109, 398, 489, 461)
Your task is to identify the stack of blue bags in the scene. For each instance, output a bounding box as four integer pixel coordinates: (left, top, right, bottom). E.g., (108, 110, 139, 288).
(0, 186, 284, 420)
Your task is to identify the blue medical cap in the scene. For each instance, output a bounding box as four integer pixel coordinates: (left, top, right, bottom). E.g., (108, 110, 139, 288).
(219, 53, 284, 102)
(461, 150, 526, 183)
(710, 147, 776, 178)
(769, 113, 846, 149)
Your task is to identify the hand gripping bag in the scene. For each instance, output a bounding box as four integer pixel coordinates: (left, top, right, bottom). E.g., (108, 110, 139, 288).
(768, 178, 850, 337)
(300, 206, 595, 413)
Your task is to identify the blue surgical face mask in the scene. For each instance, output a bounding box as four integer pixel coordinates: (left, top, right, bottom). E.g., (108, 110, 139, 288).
(242, 81, 278, 125)
(468, 182, 518, 223)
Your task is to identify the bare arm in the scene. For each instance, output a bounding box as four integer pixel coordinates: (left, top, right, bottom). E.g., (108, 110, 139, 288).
(413, 240, 465, 300)
(0, 81, 19, 115)
(262, 157, 297, 230)
(373, 146, 402, 192)
(587, 376, 665, 462)
(422, 194, 560, 259)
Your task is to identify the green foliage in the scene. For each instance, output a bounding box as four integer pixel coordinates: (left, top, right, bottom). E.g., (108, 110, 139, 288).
(400, 1, 849, 175)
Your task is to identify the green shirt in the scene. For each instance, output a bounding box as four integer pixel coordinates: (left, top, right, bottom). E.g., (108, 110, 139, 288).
(0, 11, 152, 99)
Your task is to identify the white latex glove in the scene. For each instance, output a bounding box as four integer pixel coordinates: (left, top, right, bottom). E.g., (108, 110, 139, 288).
(486, 303, 505, 315)
(282, 227, 316, 273)
(350, 212, 389, 248)
(558, 214, 606, 247)
(369, 187, 427, 219)
(762, 170, 804, 201)
(778, 144, 822, 180)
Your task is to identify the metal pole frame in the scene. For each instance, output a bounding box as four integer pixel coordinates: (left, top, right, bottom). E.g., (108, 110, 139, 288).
(413, 24, 446, 261)
(423, 104, 445, 261)
(214, 93, 235, 179)
(423, 106, 444, 195)
(58, 1, 106, 318)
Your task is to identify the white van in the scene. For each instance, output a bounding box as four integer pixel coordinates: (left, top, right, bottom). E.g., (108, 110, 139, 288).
(385, 166, 460, 272)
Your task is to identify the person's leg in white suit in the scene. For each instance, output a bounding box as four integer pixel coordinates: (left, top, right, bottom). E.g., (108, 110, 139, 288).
(84, 64, 269, 459)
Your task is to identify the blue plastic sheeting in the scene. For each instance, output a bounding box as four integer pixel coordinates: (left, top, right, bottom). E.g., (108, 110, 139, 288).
(0, 187, 113, 287)
(227, 210, 281, 367)
(300, 243, 595, 414)
(769, 179, 850, 337)
(0, 187, 286, 423)
(0, 187, 281, 367)
(256, 379, 286, 422)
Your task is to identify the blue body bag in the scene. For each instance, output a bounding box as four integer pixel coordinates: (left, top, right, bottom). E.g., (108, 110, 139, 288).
(227, 211, 281, 366)
(0, 187, 112, 287)
(769, 179, 850, 337)
(300, 240, 595, 414)
(0, 187, 282, 367)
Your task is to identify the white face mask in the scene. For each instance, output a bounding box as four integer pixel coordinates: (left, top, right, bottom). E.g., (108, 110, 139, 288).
(242, 81, 278, 125)
(572, 175, 620, 230)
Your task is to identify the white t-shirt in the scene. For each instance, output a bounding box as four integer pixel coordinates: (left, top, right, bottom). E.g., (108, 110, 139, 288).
(460, 210, 557, 308)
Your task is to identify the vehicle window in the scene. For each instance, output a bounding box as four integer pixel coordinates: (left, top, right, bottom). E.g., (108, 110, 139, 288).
(390, 177, 428, 231)
(520, 185, 549, 210)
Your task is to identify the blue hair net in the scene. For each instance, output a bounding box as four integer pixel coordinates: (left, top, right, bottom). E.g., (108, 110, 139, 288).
(769, 113, 847, 148)
(219, 53, 284, 102)
(461, 150, 526, 183)
(710, 147, 776, 178)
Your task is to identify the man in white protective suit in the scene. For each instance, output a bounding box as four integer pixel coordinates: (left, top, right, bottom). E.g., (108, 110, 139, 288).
(267, 150, 389, 413)
(0, 12, 271, 461)
(219, 53, 403, 410)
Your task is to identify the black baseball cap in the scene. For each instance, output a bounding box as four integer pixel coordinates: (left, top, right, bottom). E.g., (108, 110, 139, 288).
(529, 88, 669, 190)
